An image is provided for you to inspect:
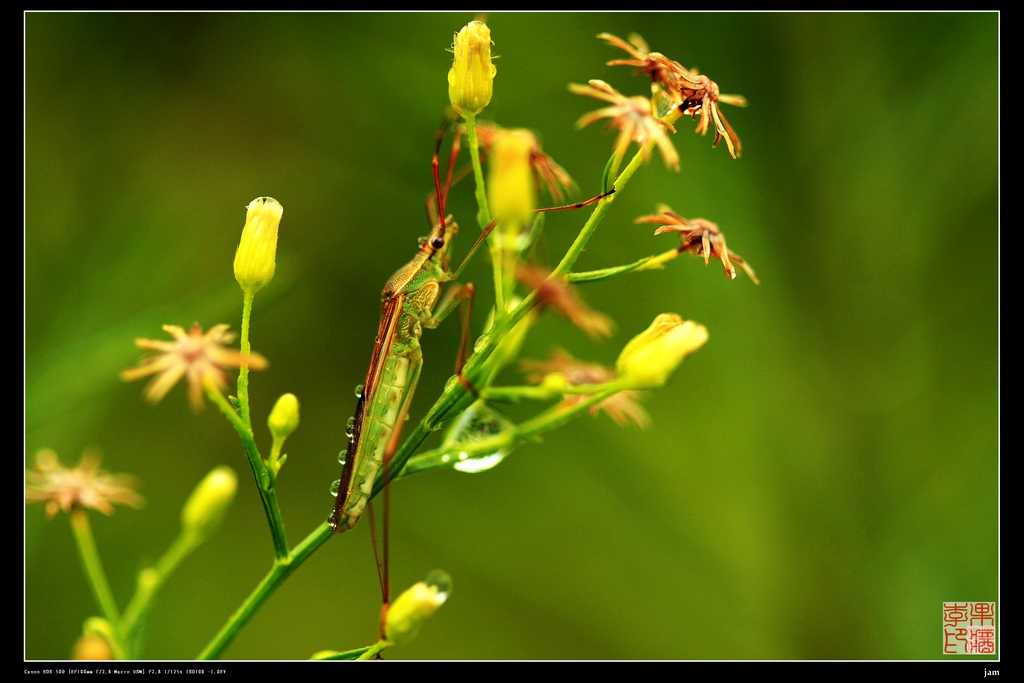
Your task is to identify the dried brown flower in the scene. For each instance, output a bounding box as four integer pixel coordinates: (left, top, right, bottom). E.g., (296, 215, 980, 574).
(599, 32, 747, 158)
(516, 265, 614, 339)
(569, 79, 679, 170)
(26, 449, 143, 519)
(120, 323, 267, 411)
(636, 205, 758, 283)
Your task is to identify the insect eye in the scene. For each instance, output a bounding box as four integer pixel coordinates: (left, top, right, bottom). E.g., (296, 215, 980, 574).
(431, 236, 445, 249)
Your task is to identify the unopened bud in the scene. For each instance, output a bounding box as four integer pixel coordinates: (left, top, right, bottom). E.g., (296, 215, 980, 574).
(268, 393, 300, 441)
(72, 633, 113, 660)
(488, 130, 536, 248)
(539, 372, 570, 397)
(616, 314, 708, 390)
(75, 618, 116, 660)
(448, 21, 496, 118)
(384, 570, 451, 645)
(181, 466, 237, 544)
(234, 197, 283, 296)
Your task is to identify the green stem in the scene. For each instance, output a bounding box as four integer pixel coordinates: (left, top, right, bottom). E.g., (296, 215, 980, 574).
(68, 509, 126, 659)
(317, 645, 375, 660)
(483, 380, 623, 403)
(197, 522, 333, 659)
(355, 640, 391, 660)
(567, 249, 681, 283)
(551, 147, 647, 279)
(121, 531, 196, 642)
(207, 384, 288, 558)
(400, 390, 617, 478)
(464, 113, 507, 316)
(464, 113, 492, 230)
(238, 291, 255, 428)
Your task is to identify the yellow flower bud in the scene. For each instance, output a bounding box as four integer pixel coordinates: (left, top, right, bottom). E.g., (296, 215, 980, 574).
(488, 130, 536, 249)
(384, 570, 451, 645)
(180, 466, 237, 544)
(448, 21, 496, 118)
(75, 617, 116, 660)
(268, 393, 300, 441)
(234, 197, 283, 296)
(72, 633, 113, 660)
(616, 314, 708, 390)
(539, 372, 570, 398)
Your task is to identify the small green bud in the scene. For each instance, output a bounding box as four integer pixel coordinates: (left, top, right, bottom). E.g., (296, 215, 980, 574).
(448, 21, 496, 118)
(180, 466, 237, 543)
(234, 197, 283, 296)
(268, 393, 300, 441)
(384, 570, 451, 645)
(538, 372, 570, 398)
(616, 314, 708, 390)
(137, 567, 159, 593)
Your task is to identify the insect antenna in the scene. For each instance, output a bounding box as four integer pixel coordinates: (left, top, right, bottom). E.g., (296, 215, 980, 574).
(430, 109, 462, 249)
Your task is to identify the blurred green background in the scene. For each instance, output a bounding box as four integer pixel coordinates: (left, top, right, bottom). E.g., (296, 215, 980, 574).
(25, 12, 998, 660)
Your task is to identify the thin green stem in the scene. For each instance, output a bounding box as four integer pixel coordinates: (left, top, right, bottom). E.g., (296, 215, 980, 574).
(355, 640, 391, 660)
(551, 146, 648, 279)
(207, 383, 288, 558)
(197, 522, 333, 660)
(318, 645, 375, 660)
(464, 113, 492, 230)
(121, 531, 196, 640)
(399, 390, 617, 478)
(238, 291, 255, 427)
(483, 380, 623, 403)
(68, 509, 126, 658)
(464, 113, 507, 316)
(567, 249, 681, 284)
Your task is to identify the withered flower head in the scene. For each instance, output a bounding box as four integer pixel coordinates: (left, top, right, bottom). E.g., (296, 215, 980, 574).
(475, 121, 577, 202)
(597, 32, 746, 158)
(636, 205, 758, 283)
(516, 265, 614, 340)
(120, 323, 268, 411)
(521, 349, 649, 428)
(598, 32, 690, 97)
(569, 79, 679, 171)
(26, 449, 143, 518)
(675, 69, 747, 158)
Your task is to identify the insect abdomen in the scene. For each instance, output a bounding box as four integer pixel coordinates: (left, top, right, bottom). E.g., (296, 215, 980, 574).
(337, 349, 422, 528)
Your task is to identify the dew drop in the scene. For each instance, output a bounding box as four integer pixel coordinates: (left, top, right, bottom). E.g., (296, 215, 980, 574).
(453, 451, 506, 473)
(329, 479, 341, 497)
(354, 384, 365, 399)
(337, 451, 347, 465)
(442, 401, 514, 474)
(424, 570, 452, 603)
